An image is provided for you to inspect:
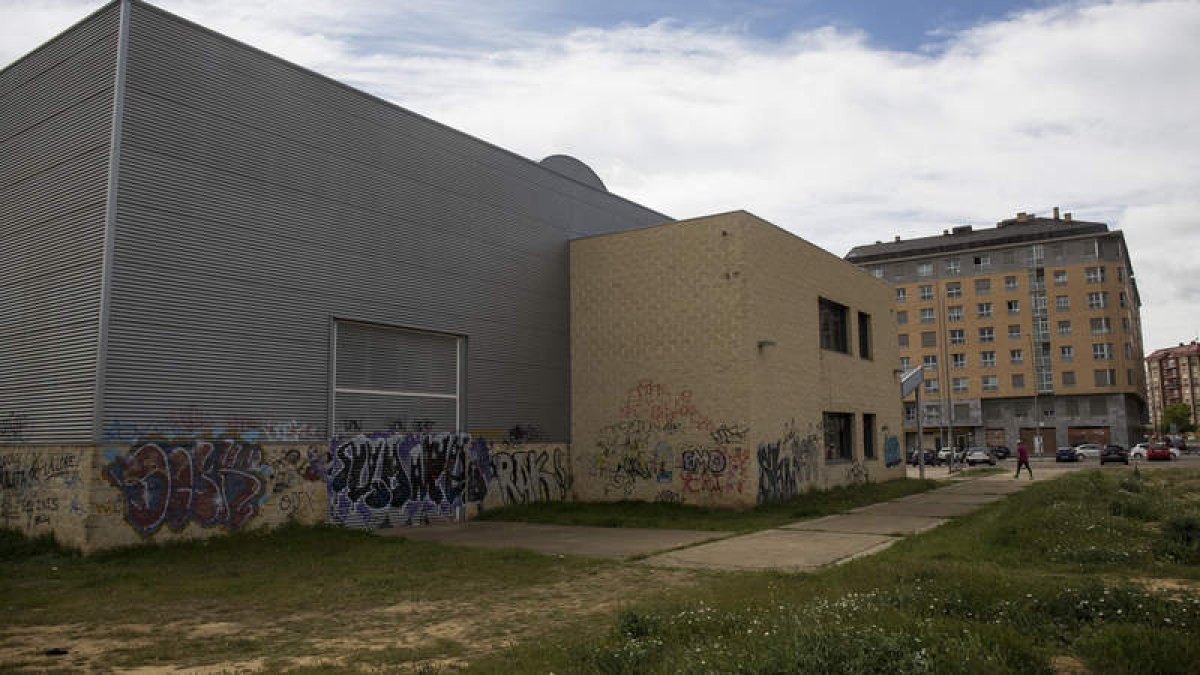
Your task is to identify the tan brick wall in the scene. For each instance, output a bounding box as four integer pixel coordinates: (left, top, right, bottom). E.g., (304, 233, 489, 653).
(571, 212, 903, 507)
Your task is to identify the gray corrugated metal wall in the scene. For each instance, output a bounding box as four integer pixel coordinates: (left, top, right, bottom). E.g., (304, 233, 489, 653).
(0, 5, 120, 444)
(99, 1, 669, 443)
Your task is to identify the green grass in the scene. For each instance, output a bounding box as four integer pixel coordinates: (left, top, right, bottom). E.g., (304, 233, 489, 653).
(477, 478, 941, 532)
(469, 468, 1200, 674)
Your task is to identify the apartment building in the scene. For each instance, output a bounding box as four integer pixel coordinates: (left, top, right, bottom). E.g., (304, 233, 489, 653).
(846, 209, 1149, 452)
(1146, 341, 1200, 431)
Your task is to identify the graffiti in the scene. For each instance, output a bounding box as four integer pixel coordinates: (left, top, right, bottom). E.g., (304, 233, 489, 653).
(1, 452, 82, 490)
(594, 419, 659, 495)
(845, 461, 870, 484)
(272, 447, 326, 493)
(757, 421, 821, 504)
(655, 490, 683, 504)
(490, 447, 572, 504)
(327, 432, 489, 529)
(384, 417, 436, 434)
(654, 441, 674, 483)
(884, 432, 902, 468)
(278, 490, 316, 516)
(103, 440, 267, 535)
(619, 380, 715, 433)
(0, 412, 28, 440)
(709, 423, 749, 445)
(104, 415, 320, 443)
(678, 446, 750, 495)
(264, 420, 320, 442)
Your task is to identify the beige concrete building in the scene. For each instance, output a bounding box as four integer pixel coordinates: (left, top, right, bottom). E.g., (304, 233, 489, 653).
(846, 210, 1148, 452)
(1146, 341, 1200, 431)
(571, 211, 905, 507)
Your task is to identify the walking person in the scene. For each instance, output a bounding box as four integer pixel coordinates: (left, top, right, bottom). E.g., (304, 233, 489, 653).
(1014, 440, 1033, 479)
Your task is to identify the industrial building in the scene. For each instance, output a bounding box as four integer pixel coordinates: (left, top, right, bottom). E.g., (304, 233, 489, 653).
(846, 210, 1149, 453)
(2, 1, 902, 550)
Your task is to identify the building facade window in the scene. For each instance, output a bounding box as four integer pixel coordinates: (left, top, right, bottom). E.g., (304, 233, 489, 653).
(1058, 320, 1072, 336)
(946, 282, 962, 298)
(1087, 291, 1108, 309)
(900, 356, 911, 370)
(1056, 295, 1070, 311)
(917, 262, 934, 277)
(977, 302, 993, 318)
(974, 254, 991, 271)
(949, 329, 966, 345)
(1090, 317, 1112, 335)
(897, 310, 908, 325)
(898, 333, 909, 348)
(975, 278, 992, 295)
(953, 377, 969, 393)
(1007, 300, 1020, 314)
(858, 312, 873, 360)
(1012, 374, 1025, 389)
(819, 297, 849, 353)
(1008, 324, 1021, 339)
(921, 331, 937, 348)
(948, 305, 963, 321)
(923, 355, 938, 371)
(979, 327, 995, 343)
(1119, 292, 1127, 308)
(1092, 343, 1114, 360)
(952, 353, 966, 368)
(1085, 266, 1105, 283)
(982, 375, 999, 391)
(1005, 276, 1018, 291)
(946, 258, 960, 274)
(1094, 369, 1117, 386)
(823, 412, 854, 462)
(896, 287, 907, 302)
(1010, 349, 1023, 364)
(1054, 270, 1068, 285)
(981, 351, 996, 367)
(920, 308, 936, 323)
(919, 285, 934, 301)
(872, 267, 884, 279)
(924, 379, 939, 393)
(1062, 371, 1076, 386)
(1060, 345, 1074, 362)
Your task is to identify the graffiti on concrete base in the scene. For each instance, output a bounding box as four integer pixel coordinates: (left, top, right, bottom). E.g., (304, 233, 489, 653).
(757, 420, 821, 504)
(845, 461, 870, 484)
(884, 429, 902, 468)
(103, 440, 267, 535)
(490, 447, 572, 504)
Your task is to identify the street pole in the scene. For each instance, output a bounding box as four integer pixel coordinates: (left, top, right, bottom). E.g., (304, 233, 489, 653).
(917, 385, 925, 480)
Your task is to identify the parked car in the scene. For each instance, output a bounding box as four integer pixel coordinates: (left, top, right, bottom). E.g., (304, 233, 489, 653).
(1100, 444, 1129, 465)
(1131, 443, 1180, 460)
(1146, 444, 1175, 461)
(990, 445, 1011, 460)
(1056, 446, 1081, 462)
(937, 447, 967, 463)
(908, 449, 940, 466)
(964, 446, 997, 466)
(1074, 443, 1103, 459)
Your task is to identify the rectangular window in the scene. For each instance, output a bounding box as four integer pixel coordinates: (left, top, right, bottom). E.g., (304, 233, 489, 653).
(953, 377, 969, 393)
(1060, 345, 1074, 362)
(898, 333, 909, 348)
(979, 327, 995, 343)
(1085, 266, 1105, 283)
(1010, 349, 1023, 365)
(1012, 374, 1025, 389)
(1005, 276, 1018, 291)
(921, 331, 937, 348)
(1007, 299, 1020, 315)
(948, 305, 963, 321)
(949, 329, 966, 345)
(924, 379, 939, 393)
(1090, 317, 1111, 335)
(946, 258, 960, 274)
(904, 404, 917, 423)
(1002, 250, 1016, 265)
(897, 310, 908, 325)
(895, 287, 907, 302)
(819, 297, 849, 353)
(974, 254, 991, 271)
(1092, 343, 1114, 360)
(975, 278, 992, 295)
(917, 262, 934, 277)
(952, 353, 966, 368)
(977, 303, 993, 318)
(858, 311, 872, 360)
(1122, 317, 1130, 333)
(1056, 295, 1070, 311)
(923, 355, 938, 371)
(1119, 292, 1127, 308)
(1054, 270, 1068, 285)
(946, 282, 962, 298)
(920, 308, 936, 323)
(334, 321, 462, 433)
(1008, 324, 1021, 339)
(824, 412, 854, 462)
(871, 267, 884, 279)
(1124, 343, 1133, 359)
(863, 414, 876, 460)
(919, 285, 934, 301)
(981, 351, 996, 367)
(1094, 369, 1117, 386)
(1058, 320, 1072, 336)
(1033, 296, 1047, 311)
(899, 356, 911, 370)
(982, 375, 999, 391)
(1062, 371, 1076, 387)
(1087, 292, 1108, 309)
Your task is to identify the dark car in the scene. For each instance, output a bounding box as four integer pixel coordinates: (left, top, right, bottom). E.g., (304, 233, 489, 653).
(908, 449, 940, 466)
(1147, 444, 1173, 461)
(990, 445, 1011, 460)
(1100, 444, 1129, 465)
(1055, 446, 1080, 462)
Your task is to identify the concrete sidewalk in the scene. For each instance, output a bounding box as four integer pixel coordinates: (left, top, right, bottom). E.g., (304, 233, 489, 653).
(381, 475, 1035, 572)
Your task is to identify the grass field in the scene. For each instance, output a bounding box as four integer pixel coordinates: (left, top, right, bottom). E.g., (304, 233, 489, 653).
(3, 469, 1199, 672)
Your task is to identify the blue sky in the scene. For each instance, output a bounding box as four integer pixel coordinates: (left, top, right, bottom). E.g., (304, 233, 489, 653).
(3, 0, 1199, 349)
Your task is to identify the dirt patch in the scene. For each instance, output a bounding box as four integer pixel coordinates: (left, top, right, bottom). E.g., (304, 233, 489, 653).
(1132, 577, 1200, 594)
(1051, 655, 1088, 674)
(0, 565, 703, 673)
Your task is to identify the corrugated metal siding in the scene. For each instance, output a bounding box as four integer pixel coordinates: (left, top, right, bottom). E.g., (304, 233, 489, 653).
(100, 3, 669, 443)
(0, 5, 119, 444)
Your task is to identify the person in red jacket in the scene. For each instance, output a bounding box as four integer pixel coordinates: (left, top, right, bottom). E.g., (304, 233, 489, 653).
(1014, 440, 1033, 479)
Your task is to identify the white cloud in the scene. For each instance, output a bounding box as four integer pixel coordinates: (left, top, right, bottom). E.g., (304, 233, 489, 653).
(3, 0, 1198, 350)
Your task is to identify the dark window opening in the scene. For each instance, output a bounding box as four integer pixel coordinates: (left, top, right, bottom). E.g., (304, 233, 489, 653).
(863, 413, 876, 459)
(819, 298, 849, 353)
(858, 311, 872, 360)
(824, 412, 854, 462)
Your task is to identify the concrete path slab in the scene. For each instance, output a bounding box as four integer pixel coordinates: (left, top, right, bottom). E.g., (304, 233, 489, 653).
(379, 521, 727, 560)
(940, 480, 1032, 495)
(642, 529, 896, 572)
(898, 492, 1006, 505)
(850, 500, 981, 518)
(781, 513, 945, 536)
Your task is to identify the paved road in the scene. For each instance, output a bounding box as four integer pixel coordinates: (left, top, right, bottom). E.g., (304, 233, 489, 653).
(384, 456, 1199, 572)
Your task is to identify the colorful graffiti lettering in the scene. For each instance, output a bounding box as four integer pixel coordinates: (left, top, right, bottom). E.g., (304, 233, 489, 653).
(327, 433, 489, 529)
(757, 421, 821, 504)
(678, 445, 750, 495)
(103, 440, 267, 535)
(490, 447, 572, 504)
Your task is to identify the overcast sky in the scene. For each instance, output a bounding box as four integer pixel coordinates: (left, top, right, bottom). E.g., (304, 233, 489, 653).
(4, 0, 1198, 352)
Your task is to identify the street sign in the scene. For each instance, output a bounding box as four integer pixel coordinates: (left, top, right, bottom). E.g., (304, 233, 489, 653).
(900, 366, 924, 398)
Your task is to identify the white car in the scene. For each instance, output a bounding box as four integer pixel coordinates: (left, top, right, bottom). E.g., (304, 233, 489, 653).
(1130, 443, 1179, 460)
(964, 447, 997, 466)
(1074, 443, 1103, 459)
